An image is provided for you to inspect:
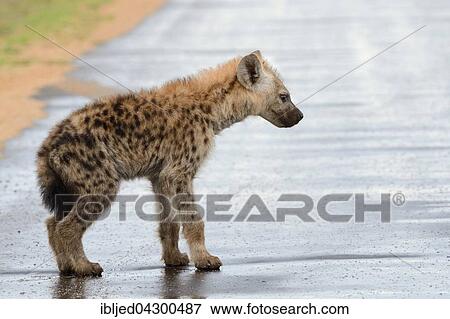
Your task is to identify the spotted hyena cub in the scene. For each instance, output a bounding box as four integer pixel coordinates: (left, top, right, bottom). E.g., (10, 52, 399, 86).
(37, 50, 303, 276)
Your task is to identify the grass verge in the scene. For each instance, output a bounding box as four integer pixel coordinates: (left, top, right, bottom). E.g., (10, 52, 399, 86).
(0, 0, 111, 66)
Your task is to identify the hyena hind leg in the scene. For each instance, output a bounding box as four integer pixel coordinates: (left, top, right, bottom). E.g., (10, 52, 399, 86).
(46, 217, 73, 275)
(55, 213, 103, 276)
(54, 190, 116, 277)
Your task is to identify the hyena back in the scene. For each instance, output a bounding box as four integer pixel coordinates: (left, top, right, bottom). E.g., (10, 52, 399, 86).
(37, 51, 303, 276)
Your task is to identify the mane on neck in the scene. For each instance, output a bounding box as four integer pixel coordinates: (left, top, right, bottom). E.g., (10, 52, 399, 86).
(158, 58, 240, 96)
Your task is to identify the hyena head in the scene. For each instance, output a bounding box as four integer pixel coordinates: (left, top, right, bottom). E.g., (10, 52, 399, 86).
(236, 50, 303, 127)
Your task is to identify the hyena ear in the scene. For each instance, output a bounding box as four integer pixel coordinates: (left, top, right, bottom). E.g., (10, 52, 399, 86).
(237, 52, 263, 89)
(250, 50, 263, 60)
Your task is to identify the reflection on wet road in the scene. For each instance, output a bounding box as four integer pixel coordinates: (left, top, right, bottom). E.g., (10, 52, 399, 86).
(0, 0, 449, 297)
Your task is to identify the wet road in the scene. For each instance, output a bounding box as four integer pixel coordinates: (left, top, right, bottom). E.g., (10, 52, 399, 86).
(1, 0, 449, 298)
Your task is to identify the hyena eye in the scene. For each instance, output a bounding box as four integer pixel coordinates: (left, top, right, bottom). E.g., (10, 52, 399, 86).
(279, 93, 289, 103)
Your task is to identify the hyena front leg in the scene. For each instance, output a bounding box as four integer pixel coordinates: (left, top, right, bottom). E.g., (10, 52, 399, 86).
(173, 179, 222, 271)
(152, 178, 189, 267)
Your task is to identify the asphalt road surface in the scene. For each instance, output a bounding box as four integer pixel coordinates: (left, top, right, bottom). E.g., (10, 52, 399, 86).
(0, 0, 449, 298)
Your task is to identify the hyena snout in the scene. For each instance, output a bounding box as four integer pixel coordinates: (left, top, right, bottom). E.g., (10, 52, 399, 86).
(276, 106, 303, 128)
(262, 105, 303, 128)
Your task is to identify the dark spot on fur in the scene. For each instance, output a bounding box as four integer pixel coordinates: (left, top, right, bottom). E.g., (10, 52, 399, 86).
(81, 160, 95, 171)
(113, 101, 124, 116)
(61, 153, 71, 165)
(115, 127, 125, 138)
(80, 133, 95, 149)
(53, 132, 75, 148)
(95, 157, 103, 167)
(93, 118, 103, 128)
(134, 114, 141, 128)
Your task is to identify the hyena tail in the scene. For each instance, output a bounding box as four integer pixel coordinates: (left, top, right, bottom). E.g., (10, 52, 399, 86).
(36, 147, 77, 221)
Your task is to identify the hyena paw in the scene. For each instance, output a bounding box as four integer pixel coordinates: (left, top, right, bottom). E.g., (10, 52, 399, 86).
(164, 252, 190, 267)
(195, 255, 222, 271)
(72, 261, 103, 277)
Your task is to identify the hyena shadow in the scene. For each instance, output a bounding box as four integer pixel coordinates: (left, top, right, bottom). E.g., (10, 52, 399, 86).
(159, 267, 208, 299)
(50, 266, 209, 298)
(52, 276, 88, 299)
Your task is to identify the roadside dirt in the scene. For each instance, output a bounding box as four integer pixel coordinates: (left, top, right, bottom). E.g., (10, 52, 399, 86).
(0, 0, 165, 155)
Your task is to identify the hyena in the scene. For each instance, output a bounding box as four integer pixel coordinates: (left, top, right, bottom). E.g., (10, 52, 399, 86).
(37, 50, 303, 276)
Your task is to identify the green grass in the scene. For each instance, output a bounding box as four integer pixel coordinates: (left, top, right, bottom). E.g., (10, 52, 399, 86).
(0, 0, 111, 66)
